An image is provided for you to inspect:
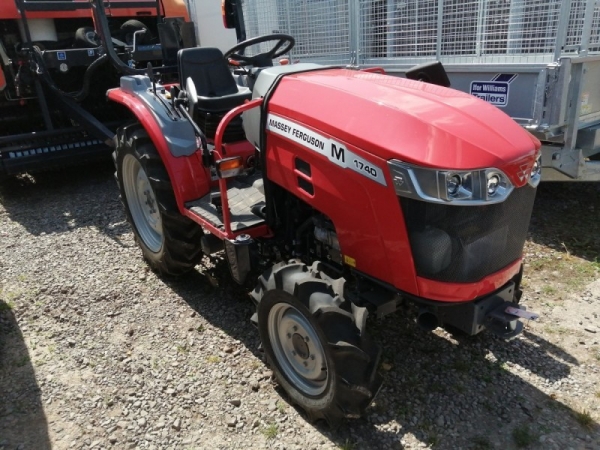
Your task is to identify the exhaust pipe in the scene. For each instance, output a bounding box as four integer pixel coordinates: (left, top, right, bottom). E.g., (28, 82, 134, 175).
(417, 308, 440, 331)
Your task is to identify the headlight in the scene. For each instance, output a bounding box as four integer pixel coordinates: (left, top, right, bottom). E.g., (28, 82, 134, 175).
(486, 173, 500, 196)
(388, 160, 514, 205)
(446, 173, 461, 197)
(528, 153, 542, 187)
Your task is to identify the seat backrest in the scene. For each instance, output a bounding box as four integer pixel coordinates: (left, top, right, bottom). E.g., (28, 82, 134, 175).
(178, 47, 239, 97)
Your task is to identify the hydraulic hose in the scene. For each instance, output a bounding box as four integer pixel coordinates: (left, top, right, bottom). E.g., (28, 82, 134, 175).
(90, 0, 145, 76)
(32, 47, 109, 102)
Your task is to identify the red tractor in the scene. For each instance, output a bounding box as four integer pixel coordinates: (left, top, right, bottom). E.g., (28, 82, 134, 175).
(107, 1, 541, 424)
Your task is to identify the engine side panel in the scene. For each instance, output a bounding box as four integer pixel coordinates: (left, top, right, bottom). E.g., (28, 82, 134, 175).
(263, 111, 419, 295)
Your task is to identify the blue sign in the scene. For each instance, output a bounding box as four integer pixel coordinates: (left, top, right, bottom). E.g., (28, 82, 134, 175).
(469, 74, 517, 108)
(57, 51, 66, 61)
(470, 81, 509, 107)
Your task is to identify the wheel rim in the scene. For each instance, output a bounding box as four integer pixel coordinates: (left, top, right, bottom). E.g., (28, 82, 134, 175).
(268, 303, 329, 396)
(122, 154, 163, 253)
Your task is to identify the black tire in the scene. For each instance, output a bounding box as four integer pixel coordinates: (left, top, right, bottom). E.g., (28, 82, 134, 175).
(74, 27, 100, 48)
(252, 261, 382, 426)
(120, 20, 151, 46)
(114, 123, 204, 276)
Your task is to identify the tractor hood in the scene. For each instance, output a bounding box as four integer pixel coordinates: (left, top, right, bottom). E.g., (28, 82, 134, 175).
(263, 68, 540, 186)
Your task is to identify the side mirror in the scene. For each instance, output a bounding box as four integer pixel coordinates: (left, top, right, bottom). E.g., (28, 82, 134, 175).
(222, 0, 236, 29)
(406, 61, 451, 87)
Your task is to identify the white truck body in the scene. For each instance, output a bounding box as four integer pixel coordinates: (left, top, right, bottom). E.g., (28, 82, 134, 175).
(186, 0, 238, 52)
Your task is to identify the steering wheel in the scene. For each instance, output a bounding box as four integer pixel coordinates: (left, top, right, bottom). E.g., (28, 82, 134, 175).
(223, 34, 295, 67)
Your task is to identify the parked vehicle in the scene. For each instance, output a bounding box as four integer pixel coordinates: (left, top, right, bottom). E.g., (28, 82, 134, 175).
(0, 0, 194, 177)
(108, 0, 541, 424)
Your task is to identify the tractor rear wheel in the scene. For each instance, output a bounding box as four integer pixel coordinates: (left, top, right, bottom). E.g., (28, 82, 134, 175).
(114, 123, 203, 276)
(252, 261, 381, 425)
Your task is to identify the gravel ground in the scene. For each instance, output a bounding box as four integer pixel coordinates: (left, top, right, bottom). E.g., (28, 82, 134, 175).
(0, 163, 599, 450)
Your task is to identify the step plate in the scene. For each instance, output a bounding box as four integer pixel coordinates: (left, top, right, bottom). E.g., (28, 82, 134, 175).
(187, 174, 265, 232)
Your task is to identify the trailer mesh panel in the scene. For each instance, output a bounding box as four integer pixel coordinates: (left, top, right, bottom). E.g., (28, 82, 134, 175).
(241, 0, 600, 66)
(399, 186, 536, 284)
(241, 0, 352, 65)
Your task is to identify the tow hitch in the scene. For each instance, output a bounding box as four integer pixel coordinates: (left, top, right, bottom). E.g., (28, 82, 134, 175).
(434, 282, 539, 339)
(486, 303, 539, 340)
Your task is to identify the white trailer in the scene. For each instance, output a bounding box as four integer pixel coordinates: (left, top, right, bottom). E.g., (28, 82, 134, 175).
(240, 0, 600, 181)
(185, 0, 238, 51)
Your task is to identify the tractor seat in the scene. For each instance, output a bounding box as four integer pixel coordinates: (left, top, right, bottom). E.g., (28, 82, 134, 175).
(178, 47, 251, 113)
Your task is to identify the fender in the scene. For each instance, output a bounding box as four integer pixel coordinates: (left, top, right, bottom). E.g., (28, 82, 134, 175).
(107, 78, 211, 211)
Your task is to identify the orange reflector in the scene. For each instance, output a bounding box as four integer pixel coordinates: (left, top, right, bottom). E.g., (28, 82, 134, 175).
(216, 156, 243, 178)
(228, 58, 241, 67)
(279, 58, 290, 66)
(221, 0, 228, 28)
(0, 67, 5, 91)
(343, 255, 356, 267)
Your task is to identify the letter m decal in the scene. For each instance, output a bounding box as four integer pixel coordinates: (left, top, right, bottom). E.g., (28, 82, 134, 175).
(331, 143, 345, 164)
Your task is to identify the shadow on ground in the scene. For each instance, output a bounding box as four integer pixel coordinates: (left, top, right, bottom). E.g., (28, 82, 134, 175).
(0, 299, 50, 449)
(529, 182, 600, 262)
(0, 161, 129, 242)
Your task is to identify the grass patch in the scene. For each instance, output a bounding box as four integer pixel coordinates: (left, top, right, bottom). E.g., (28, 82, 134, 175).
(471, 436, 492, 450)
(0, 301, 15, 312)
(595, 391, 600, 399)
(451, 359, 470, 373)
(543, 325, 569, 335)
(541, 285, 557, 295)
(206, 355, 220, 364)
(512, 424, 537, 448)
(430, 382, 447, 393)
(196, 325, 205, 333)
(482, 400, 494, 413)
(261, 423, 278, 440)
(527, 254, 599, 292)
(396, 404, 413, 417)
(427, 433, 441, 447)
(250, 360, 262, 370)
(479, 373, 493, 383)
(575, 410, 594, 429)
(176, 345, 189, 355)
(276, 401, 286, 413)
(14, 356, 30, 367)
(337, 439, 355, 450)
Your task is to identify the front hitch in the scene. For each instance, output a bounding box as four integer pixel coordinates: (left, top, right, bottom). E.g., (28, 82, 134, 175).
(437, 281, 539, 339)
(485, 302, 539, 340)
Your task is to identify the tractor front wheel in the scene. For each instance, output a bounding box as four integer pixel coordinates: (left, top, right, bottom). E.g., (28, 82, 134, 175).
(114, 123, 203, 276)
(253, 261, 382, 425)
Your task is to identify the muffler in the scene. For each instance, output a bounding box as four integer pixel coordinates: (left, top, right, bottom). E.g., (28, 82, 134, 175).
(417, 308, 440, 331)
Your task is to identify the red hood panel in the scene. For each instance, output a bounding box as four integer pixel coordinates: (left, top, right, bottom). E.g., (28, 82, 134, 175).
(268, 69, 540, 186)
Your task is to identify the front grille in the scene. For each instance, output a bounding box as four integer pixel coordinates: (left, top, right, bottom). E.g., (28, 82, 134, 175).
(400, 186, 536, 283)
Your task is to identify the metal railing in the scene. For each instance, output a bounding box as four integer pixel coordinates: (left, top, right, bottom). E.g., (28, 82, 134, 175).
(241, 0, 600, 67)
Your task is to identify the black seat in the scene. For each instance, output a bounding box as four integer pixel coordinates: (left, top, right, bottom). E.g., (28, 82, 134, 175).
(178, 47, 251, 113)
